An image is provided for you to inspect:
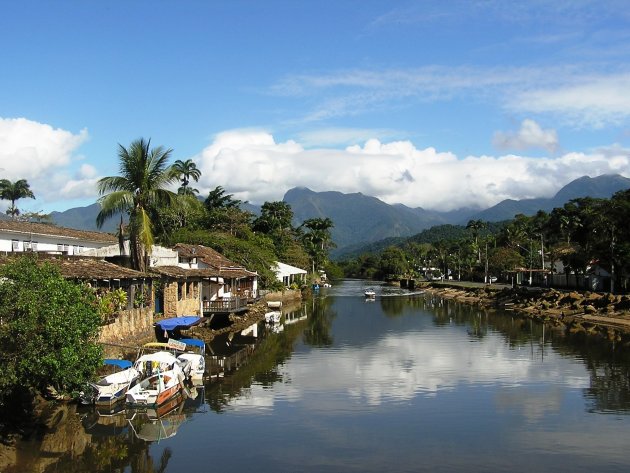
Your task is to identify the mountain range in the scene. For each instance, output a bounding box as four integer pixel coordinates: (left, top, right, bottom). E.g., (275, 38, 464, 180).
(48, 174, 630, 258)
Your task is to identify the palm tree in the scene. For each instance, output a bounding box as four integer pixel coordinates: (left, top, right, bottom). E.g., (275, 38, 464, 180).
(172, 159, 201, 196)
(96, 138, 179, 271)
(466, 219, 486, 263)
(0, 179, 35, 219)
(300, 217, 335, 273)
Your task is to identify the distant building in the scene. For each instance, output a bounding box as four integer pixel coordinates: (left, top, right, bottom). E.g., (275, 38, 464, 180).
(273, 261, 307, 287)
(0, 220, 116, 255)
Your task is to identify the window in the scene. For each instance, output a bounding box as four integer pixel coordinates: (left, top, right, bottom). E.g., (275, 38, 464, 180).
(57, 244, 63, 252)
(32, 241, 38, 251)
(12, 240, 19, 251)
(23, 241, 31, 251)
(178, 282, 184, 301)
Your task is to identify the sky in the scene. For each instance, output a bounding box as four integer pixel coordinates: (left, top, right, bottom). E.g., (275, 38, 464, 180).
(1, 0, 630, 215)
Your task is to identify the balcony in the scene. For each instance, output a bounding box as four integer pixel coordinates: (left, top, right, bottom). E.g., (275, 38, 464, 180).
(203, 296, 248, 315)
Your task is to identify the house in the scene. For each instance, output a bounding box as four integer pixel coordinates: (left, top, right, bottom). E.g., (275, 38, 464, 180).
(0, 220, 117, 255)
(80, 241, 259, 318)
(170, 244, 258, 315)
(273, 261, 307, 287)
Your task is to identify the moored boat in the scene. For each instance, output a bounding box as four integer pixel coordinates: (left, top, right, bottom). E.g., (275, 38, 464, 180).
(177, 338, 206, 381)
(126, 351, 186, 407)
(80, 359, 141, 406)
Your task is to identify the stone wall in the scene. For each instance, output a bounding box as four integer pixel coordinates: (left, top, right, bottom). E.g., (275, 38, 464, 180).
(264, 289, 302, 303)
(163, 279, 201, 316)
(99, 306, 154, 343)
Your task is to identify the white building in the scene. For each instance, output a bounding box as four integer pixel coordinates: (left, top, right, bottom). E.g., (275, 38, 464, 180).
(0, 220, 117, 255)
(273, 261, 307, 287)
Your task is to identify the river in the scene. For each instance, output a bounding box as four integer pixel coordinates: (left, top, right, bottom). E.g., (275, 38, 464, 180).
(7, 279, 630, 472)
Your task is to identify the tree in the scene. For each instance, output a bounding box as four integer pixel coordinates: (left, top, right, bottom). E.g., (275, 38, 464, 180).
(466, 219, 487, 262)
(379, 246, 409, 279)
(172, 159, 201, 196)
(96, 138, 178, 271)
(204, 187, 251, 236)
(204, 186, 242, 211)
(252, 201, 294, 234)
(0, 178, 35, 219)
(0, 255, 102, 410)
(300, 217, 335, 273)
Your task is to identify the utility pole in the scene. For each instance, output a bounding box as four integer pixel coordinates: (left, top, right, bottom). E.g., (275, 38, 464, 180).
(541, 234, 546, 286)
(484, 240, 489, 284)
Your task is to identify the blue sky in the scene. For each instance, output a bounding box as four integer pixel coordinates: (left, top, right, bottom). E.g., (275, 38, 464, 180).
(1, 0, 629, 214)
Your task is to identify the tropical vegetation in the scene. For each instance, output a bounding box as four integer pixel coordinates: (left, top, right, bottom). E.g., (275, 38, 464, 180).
(0, 256, 102, 417)
(96, 139, 337, 286)
(0, 178, 35, 218)
(96, 138, 179, 271)
(340, 190, 630, 293)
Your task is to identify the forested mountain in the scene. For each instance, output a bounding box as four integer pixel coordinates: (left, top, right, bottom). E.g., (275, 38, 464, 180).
(47, 174, 630, 257)
(468, 174, 630, 222)
(284, 187, 450, 257)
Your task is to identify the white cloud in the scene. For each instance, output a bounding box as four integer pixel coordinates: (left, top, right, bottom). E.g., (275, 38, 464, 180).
(0, 117, 90, 211)
(192, 130, 630, 211)
(0, 117, 88, 178)
(509, 73, 630, 128)
(273, 67, 630, 128)
(493, 119, 559, 153)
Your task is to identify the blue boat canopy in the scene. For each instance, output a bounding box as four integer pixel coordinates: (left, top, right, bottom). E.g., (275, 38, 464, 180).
(180, 338, 205, 348)
(155, 316, 201, 331)
(103, 359, 132, 370)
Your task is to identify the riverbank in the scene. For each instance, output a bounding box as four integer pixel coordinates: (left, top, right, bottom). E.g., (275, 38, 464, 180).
(419, 281, 630, 344)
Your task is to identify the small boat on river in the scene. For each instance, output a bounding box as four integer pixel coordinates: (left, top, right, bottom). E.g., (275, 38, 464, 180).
(80, 359, 141, 406)
(177, 338, 206, 382)
(364, 289, 376, 299)
(126, 351, 186, 407)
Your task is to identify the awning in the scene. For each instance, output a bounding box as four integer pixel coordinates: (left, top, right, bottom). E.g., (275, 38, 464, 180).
(154, 316, 201, 331)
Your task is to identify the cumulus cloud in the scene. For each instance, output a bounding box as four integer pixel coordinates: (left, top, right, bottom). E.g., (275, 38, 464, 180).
(493, 119, 559, 153)
(0, 117, 88, 178)
(0, 117, 90, 210)
(192, 129, 630, 211)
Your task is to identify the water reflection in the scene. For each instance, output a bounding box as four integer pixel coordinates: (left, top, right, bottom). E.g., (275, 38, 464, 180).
(6, 282, 630, 472)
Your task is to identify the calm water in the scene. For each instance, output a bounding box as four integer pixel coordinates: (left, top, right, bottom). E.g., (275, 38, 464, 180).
(10, 279, 630, 472)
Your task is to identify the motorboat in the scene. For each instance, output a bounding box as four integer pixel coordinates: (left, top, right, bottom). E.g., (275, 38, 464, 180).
(80, 359, 141, 406)
(177, 338, 206, 382)
(364, 289, 376, 298)
(126, 351, 186, 407)
(141, 340, 205, 383)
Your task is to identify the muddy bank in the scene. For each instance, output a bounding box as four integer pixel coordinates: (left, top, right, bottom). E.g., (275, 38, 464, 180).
(420, 282, 630, 344)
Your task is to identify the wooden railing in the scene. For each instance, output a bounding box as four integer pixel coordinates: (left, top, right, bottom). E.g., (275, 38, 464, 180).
(203, 297, 248, 313)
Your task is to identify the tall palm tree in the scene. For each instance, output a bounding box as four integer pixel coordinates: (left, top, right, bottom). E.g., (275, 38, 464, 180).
(300, 217, 335, 273)
(96, 138, 178, 271)
(172, 159, 201, 196)
(0, 179, 35, 219)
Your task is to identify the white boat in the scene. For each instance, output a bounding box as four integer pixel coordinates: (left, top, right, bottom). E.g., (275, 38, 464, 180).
(126, 351, 186, 407)
(143, 340, 205, 383)
(177, 338, 206, 381)
(364, 289, 376, 298)
(80, 359, 141, 406)
(265, 311, 281, 324)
